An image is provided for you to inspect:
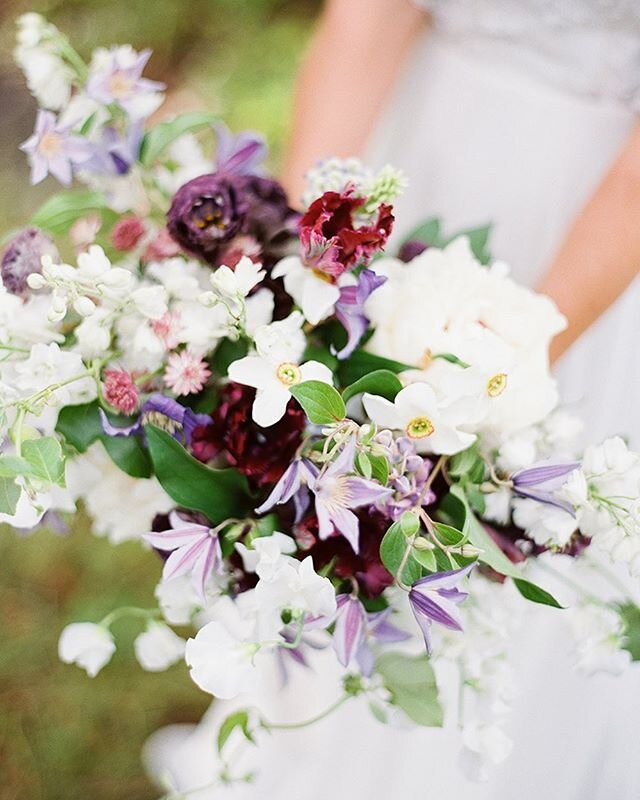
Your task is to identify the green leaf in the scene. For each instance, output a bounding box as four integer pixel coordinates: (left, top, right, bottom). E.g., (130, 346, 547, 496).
(447, 442, 483, 480)
(376, 652, 443, 727)
(337, 350, 412, 386)
(380, 521, 421, 585)
(212, 338, 249, 377)
(412, 546, 437, 572)
(619, 603, 640, 661)
(146, 425, 251, 524)
(368, 453, 390, 486)
(342, 370, 403, 405)
(289, 381, 346, 425)
(356, 452, 373, 479)
(431, 352, 470, 368)
(432, 521, 466, 547)
(0, 455, 37, 479)
(0, 476, 20, 515)
(401, 217, 443, 247)
(255, 513, 279, 538)
(22, 437, 65, 487)
(139, 111, 218, 165)
(368, 701, 389, 725)
(55, 401, 152, 478)
(217, 710, 254, 754)
(30, 191, 107, 235)
(400, 511, 420, 538)
(445, 485, 563, 608)
(303, 343, 339, 372)
(445, 224, 492, 265)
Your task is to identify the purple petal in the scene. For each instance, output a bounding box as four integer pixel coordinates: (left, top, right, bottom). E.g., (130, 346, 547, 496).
(355, 639, 376, 677)
(99, 408, 142, 437)
(162, 538, 208, 582)
(255, 460, 303, 514)
(325, 436, 357, 478)
(192, 536, 222, 599)
(143, 527, 208, 551)
(513, 486, 576, 515)
(512, 461, 580, 489)
(333, 596, 365, 667)
(331, 506, 361, 553)
(367, 609, 411, 644)
(215, 122, 267, 176)
(346, 476, 392, 509)
(410, 588, 464, 631)
(333, 270, 387, 360)
(411, 604, 434, 655)
(412, 563, 475, 592)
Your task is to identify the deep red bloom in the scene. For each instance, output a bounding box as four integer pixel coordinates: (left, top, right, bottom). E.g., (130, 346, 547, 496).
(110, 216, 145, 252)
(297, 509, 394, 599)
(300, 189, 394, 279)
(191, 382, 305, 487)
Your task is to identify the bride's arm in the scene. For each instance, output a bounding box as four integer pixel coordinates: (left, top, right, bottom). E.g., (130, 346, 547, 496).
(539, 123, 640, 362)
(282, 0, 427, 203)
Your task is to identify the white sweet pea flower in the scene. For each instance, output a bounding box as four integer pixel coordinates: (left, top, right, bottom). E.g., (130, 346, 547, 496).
(235, 532, 297, 579)
(255, 555, 337, 621)
(155, 576, 201, 625)
(185, 595, 266, 699)
(363, 382, 476, 456)
(228, 352, 333, 427)
(272, 255, 341, 325)
(134, 622, 186, 672)
(58, 622, 116, 677)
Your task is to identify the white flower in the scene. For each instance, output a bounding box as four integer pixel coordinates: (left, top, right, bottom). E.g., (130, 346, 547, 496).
(146, 257, 205, 301)
(272, 256, 341, 325)
(483, 486, 512, 526)
(58, 622, 116, 677)
(131, 286, 168, 320)
(512, 498, 577, 548)
(235, 531, 297, 579)
(208, 257, 264, 306)
(185, 596, 265, 699)
(460, 721, 513, 781)
(134, 622, 186, 672)
(568, 603, 631, 676)
(155, 576, 201, 626)
(16, 48, 73, 110)
(73, 308, 112, 359)
(254, 311, 306, 363)
(255, 555, 337, 621)
(363, 382, 476, 455)
(13, 343, 95, 407)
(228, 354, 333, 427)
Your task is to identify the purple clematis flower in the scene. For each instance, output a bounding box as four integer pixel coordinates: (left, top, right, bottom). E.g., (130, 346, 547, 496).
(86, 47, 164, 118)
(143, 511, 222, 600)
(214, 122, 267, 176)
(333, 269, 387, 360)
(255, 458, 318, 521)
(512, 460, 580, 514)
(309, 437, 392, 553)
(20, 110, 91, 186)
(409, 564, 474, 655)
(100, 393, 210, 446)
(84, 121, 144, 176)
(333, 595, 410, 675)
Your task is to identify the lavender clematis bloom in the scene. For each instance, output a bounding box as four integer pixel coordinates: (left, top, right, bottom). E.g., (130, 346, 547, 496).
(86, 48, 165, 118)
(143, 511, 222, 600)
(214, 122, 267, 176)
(20, 110, 91, 186)
(512, 460, 580, 514)
(333, 269, 387, 360)
(310, 437, 392, 553)
(84, 122, 144, 176)
(333, 595, 410, 676)
(100, 393, 209, 446)
(409, 564, 475, 655)
(255, 458, 318, 520)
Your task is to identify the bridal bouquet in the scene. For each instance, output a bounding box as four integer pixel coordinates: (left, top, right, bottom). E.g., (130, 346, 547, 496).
(4, 14, 640, 787)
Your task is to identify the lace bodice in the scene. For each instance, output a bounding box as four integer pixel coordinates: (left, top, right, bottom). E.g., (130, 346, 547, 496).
(415, 0, 640, 110)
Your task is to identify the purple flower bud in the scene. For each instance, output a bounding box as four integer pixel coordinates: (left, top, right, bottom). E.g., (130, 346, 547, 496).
(1, 228, 59, 297)
(398, 239, 429, 263)
(166, 173, 249, 264)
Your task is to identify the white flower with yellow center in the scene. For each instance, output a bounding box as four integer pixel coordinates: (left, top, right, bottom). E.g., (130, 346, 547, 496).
(228, 353, 333, 427)
(272, 255, 341, 326)
(363, 382, 476, 455)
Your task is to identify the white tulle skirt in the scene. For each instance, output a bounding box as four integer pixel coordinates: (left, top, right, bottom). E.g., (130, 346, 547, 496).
(145, 33, 640, 800)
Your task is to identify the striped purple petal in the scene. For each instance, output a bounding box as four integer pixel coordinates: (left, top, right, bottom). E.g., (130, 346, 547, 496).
(333, 595, 366, 667)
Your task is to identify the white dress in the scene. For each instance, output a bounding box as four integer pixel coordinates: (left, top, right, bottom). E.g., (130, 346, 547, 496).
(145, 3, 640, 797)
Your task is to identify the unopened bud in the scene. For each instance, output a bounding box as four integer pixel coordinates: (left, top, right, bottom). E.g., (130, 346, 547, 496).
(73, 295, 96, 317)
(27, 272, 47, 289)
(459, 544, 482, 558)
(413, 536, 435, 551)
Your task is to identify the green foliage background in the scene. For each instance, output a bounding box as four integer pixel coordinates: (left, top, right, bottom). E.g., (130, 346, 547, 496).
(0, 1, 319, 797)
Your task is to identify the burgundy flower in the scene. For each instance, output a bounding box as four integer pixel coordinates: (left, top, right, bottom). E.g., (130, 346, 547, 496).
(166, 173, 248, 264)
(300, 189, 394, 279)
(191, 382, 305, 488)
(299, 508, 394, 598)
(110, 216, 146, 252)
(1, 227, 59, 297)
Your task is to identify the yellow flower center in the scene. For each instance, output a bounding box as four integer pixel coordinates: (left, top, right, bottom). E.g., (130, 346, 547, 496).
(276, 362, 302, 386)
(405, 416, 435, 439)
(486, 372, 508, 397)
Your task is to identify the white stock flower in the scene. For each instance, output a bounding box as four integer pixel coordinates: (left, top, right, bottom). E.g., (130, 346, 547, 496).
(185, 595, 266, 699)
(15, 16, 72, 111)
(58, 622, 116, 677)
(272, 255, 341, 325)
(12, 343, 95, 407)
(73, 308, 112, 359)
(511, 498, 577, 548)
(228, 351, 333, 427)
(363, 382, 476, 456)
(568, 603, 631, 676)
(134, 622, 186, 672)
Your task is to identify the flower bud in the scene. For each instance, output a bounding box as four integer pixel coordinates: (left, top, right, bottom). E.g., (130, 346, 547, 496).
(73, 295, 96, 317)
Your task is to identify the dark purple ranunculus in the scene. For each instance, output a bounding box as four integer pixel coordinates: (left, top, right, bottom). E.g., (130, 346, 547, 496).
(166, 173, 249, 264)
(1, 227, 59, 297)
(235, 174, 300, 264)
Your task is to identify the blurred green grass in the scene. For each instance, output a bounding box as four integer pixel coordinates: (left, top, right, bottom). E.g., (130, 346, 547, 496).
(0, 1, 319, 797)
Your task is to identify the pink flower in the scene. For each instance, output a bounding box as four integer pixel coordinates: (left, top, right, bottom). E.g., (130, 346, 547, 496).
(70, 215, 101, 252)
(103, 369, 140, 415)
(110, 216, 146, 251)
(142, 227, 182, 263)
(164, 350, 211, 396)
(151, 310, 181, 349)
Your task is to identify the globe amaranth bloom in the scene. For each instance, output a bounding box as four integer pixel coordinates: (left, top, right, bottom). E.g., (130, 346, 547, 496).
(191, 382, 306, 488)
(1, 227, 59, 297)
(300, 189, 394, 279)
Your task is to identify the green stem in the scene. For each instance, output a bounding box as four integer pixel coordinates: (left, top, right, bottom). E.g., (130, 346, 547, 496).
(100, 606, 161, 628)
(262, 694, 350, 732)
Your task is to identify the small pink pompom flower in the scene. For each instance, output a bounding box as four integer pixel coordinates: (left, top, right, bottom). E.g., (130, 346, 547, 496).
(103, 369, 140, 415)
(164, 351, 211, 397)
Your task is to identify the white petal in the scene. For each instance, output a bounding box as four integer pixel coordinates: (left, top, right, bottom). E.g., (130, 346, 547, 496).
(299, 360, 333, 384)
(252, 387, 291, 427)
(362, 393, 403, 430)
(227, 356, 277, 390)
(300, 275, 341, 326)
(395, 382, 439, 421)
